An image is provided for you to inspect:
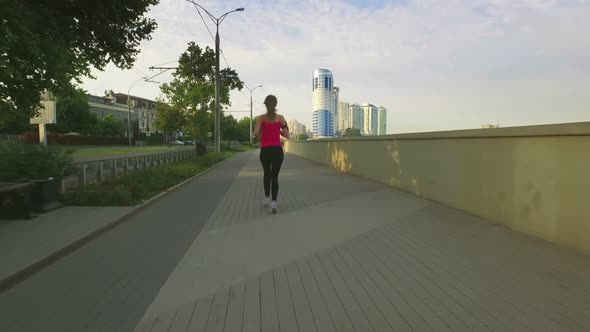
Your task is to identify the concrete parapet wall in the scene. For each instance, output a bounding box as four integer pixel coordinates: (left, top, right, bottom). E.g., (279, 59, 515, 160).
(285, 122, 590, 254)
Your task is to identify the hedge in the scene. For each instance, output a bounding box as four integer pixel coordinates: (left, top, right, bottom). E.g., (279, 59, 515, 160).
(23, 132, 131, 145)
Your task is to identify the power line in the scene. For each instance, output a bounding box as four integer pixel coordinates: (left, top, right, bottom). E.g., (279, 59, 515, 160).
(150, 60, 179, 67)
(189, 1, 232, 69)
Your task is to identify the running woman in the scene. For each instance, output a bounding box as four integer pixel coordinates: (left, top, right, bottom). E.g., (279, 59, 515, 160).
(253, 95, 289, 214)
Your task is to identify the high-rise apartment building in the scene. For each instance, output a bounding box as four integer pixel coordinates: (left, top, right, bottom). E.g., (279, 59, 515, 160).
(337, 101, 350, 133)
(349, 103, 364, 132)
(332, 86, 339, 135)
(362, 103, 378, 136)
(377, 106, 387, 135)
(287, 119, 307, 139)
(312, 69, 335, 137)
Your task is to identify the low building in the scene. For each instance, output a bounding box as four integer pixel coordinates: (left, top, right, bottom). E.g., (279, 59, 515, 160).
(287, 119, 307, 140)
(87, 91, 159, 137)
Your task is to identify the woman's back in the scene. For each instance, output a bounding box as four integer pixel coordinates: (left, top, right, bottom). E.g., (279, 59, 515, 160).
(260, 115, 282, 148)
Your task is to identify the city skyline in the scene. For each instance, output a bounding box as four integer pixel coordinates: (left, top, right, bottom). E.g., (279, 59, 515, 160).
(81, 0, 590, 134)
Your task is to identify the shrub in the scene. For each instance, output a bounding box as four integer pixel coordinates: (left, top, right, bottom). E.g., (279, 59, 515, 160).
(0, 142, 74, 181)
(62, 151, 233, 206)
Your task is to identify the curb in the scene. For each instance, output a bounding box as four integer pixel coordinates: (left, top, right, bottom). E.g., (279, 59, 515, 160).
(0, 155, 236, 294)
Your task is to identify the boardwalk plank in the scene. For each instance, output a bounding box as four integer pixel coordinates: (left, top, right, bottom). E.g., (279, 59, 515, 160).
(168, 301, 197, 332)
(335, 245, 413, 332)
(242, 276, 261, 332)
(260, 271, 279, 332)
(306, 255, 355, 332)
(316, 251, 375, 331)
(274, 267, 298, 332)
(285, 262, 317, 332)
(325, 247, 393, 332)
(224, 281, 246, 332)
(187, 295, 213, 332)
(205, 287, 230, 332)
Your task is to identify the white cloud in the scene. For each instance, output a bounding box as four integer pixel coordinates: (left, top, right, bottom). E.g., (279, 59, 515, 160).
(82, 0, 590, 133)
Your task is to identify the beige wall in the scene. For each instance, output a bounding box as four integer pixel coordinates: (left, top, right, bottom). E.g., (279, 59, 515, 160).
(285, 122, 590, 254)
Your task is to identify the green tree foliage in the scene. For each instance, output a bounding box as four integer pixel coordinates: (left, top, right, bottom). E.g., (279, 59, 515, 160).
(154, 100, 187, 136)
(343, 127, 362, 137)
(0, 0, 159, 124)
(96, 115, 124, 137)
(48, 87, 97, 135)
(297, 134, 309, 141)
(159, 42, 243, 142)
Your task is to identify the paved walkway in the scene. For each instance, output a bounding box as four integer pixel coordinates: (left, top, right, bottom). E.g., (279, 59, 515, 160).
(136, 152, 590, 332)
(1, 151, 589, 332)
(0, 206, 132, 282)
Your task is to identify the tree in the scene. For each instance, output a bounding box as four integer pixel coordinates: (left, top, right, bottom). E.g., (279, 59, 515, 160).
(0, 0, 159, 124)
(343, 127, 362, 137)
(297, 134, 309, 141)
(154, 100, 186, 138)
(96, 115, 124, 136)
(159, 42, 243, 143)
(48, 87, 97, 135)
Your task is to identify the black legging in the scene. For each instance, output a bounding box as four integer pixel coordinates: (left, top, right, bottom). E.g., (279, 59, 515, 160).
(260, 146, 284, 201)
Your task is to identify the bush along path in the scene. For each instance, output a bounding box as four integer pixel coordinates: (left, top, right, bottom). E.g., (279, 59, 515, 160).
(62, 152, 235, 206)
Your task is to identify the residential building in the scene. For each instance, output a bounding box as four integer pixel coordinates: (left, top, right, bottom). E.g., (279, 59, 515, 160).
(362, 103, 378, 136)
(337, 101, 351, 134)
(312, 69, 335, 137)
(312, 111, 334, 138)
(349, 103, 364, 132)
(377, 106, 387, 135)
(332, 86, 339, 135)
(87, 94, 133, 123)
(107, 91, 158, 134)
(287, 119, 307, 139)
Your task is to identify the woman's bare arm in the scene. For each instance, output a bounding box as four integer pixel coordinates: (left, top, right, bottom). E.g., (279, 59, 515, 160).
(253, 116, 262, 139)
(280, 115, 290, 139)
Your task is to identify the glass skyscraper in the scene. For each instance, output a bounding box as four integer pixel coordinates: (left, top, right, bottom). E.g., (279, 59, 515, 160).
(378, 106, 387, 135)
(349, 103, 363, 132)
(312, 69, 335, 137)
(362, 103, 378, 136)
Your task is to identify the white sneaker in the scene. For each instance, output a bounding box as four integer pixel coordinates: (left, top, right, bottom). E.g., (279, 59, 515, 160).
(263, 197, 270, 207)
(271, 201, 277, 214)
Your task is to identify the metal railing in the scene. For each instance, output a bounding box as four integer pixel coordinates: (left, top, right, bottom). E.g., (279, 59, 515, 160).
(62, 149, 197, 192)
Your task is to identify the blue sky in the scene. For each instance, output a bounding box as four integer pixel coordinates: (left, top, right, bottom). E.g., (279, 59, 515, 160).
(82, 0, 590, 134)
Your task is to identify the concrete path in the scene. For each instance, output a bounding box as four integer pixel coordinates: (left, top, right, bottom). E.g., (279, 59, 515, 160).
(137, 152, 590, 332)
(0, 206, 133, 282)
(1, 151, 590, 332)
(0, 152, 250, 332)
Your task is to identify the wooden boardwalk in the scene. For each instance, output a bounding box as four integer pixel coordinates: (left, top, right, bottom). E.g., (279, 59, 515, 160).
(136, 152, 590, 332)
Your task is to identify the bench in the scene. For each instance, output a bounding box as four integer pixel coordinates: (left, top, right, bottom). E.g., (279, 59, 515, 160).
(0, 182, 34, 219)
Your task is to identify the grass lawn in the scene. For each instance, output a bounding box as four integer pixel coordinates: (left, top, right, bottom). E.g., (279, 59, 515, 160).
(62, 151, 236, 206)
(70, 145, 192, 159)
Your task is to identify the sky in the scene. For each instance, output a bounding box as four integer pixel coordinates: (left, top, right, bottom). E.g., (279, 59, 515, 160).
(82, 0, 590, 134)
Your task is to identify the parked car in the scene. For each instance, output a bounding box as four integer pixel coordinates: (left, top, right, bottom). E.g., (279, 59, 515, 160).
(182, 140, 194, 145)
(171, 140, 185, 146)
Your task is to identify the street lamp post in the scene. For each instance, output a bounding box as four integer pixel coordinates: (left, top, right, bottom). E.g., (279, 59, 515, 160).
(187, 1, 244, 152)
(246, 84, 262, 144)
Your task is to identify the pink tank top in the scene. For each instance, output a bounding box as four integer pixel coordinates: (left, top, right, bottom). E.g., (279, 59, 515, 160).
(260, 120, 282, 148)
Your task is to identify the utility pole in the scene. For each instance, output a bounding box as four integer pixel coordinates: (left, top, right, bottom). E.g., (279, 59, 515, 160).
(215, 28, 221, 153)
(186, 1, 244, 152)
(246, 84, 262, 144)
